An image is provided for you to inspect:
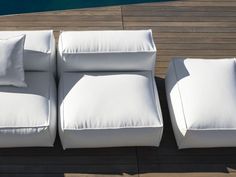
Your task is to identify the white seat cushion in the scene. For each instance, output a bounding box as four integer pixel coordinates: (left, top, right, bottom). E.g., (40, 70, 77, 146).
(165, 58, 236, 149)
(59, 72, 163, 148)
(0, 72, 56, 147)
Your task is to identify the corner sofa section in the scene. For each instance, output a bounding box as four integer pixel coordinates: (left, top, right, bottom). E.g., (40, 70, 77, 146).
(0, 31, 56, 147)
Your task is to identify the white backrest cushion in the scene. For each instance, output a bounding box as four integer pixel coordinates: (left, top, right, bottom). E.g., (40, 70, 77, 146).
(0, 30, 55, 73)
(58, 30, 156, 74)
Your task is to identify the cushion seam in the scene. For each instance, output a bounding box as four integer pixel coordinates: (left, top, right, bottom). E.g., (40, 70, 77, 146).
(47, 73, 52, 142)
(63, 126, 162, 131)
(47, 31, 51, 73)
(62, 51, 156, 54)
(0, 125, 49, 129)
(60, 33, 64, 74)
(150, 73, 163, 127)
(62, 74, 65, 130)
(172, 60, 188, 130)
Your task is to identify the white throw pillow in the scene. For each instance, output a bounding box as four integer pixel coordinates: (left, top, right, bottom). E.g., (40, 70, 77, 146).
(0, 35, 26, 87)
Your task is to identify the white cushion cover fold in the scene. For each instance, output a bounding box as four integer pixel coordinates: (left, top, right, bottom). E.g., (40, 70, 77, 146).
(0, 35, 26, 87)
(0, 30, 55, 73)
(59, 72, 163, 148)
(0, 72, 56, 147)
(58, 30, 156, 74)
(0, 41, 11, 76)
(165, 58, 236, 149)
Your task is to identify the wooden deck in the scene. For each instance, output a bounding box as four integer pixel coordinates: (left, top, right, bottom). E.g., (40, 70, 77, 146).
(0, 0, 236, 176)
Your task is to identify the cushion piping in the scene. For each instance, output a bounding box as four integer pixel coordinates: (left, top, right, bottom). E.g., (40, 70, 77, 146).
(62, 51, 156, 54)
(172, 60, 188, 130)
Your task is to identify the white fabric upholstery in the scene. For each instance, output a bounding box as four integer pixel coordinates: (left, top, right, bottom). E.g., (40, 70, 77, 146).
(58, 30, 163, 149)
(59, 72, 163, 148)
(0, 35, 26, 87)
(165, 58, 236, 149)
(0, 31, 55, 73)
(0, 72, 56, 147)
(58, 30, 156, 74)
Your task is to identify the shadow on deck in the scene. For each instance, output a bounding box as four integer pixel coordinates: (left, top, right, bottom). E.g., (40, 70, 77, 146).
(0, 0, 236, 176)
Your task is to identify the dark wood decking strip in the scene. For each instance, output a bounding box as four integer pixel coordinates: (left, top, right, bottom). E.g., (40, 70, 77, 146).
(0, 0, 236, 176)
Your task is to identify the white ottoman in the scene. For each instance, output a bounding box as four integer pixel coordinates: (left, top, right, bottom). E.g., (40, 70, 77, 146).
(58, 30, 163, 149)
(165, 58, 236, 149)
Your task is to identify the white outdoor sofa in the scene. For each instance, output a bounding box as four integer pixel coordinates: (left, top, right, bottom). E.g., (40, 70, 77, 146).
(0, 31, 56, 147)
(1, 30, 236, 149)
(165, 58, 236, 149)
(58, 30, 163, 149)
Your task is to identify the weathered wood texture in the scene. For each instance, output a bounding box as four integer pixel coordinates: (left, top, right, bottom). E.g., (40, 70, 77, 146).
(122, 0, 236, 77)
(0, 1, 236, 176)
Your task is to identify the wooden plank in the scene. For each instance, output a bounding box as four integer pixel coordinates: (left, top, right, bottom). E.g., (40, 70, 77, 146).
(65, 174, 137, 177)
(153, 33, 236, 38)
(124, 22, 236, 27)
(131, 2, 236, 7)
(153, 37, 236, 44)
(0, 141, 136, 156)
(124, 16, 236, 22)
(0, 21, 122, 27)
(0, 15, 121, 22)
(122, 11, 236, 17)
(7, 7, 122, 16)
(0, 175, 63, 177)
(138, 154, 236, 164)
(138, 164, 229, 173)
(124, 26, 236, 33)
(140, 173, 236, 177)
(0, 164, 138, 174)
(156, 50, 236, 56)
(157, 44, 236, 50)
(157, 56, 235, 62)
(122, 6, 236, 12)
(0, 26, 123, 31)
(0, 156, 136, 165)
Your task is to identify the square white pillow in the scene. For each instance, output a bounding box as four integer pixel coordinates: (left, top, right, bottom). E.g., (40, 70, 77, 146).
(0, 35, 26, 87)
